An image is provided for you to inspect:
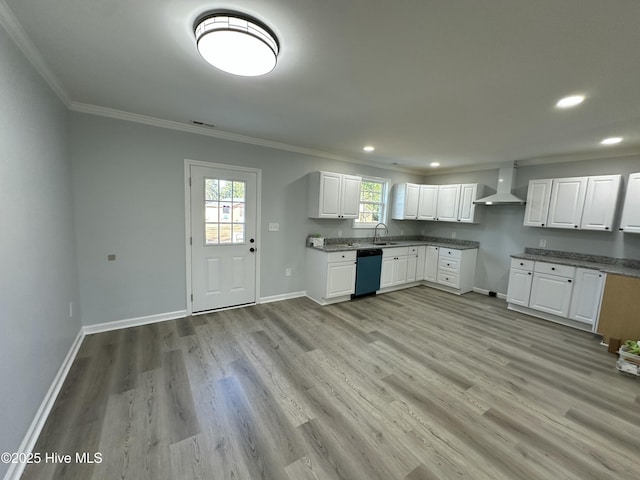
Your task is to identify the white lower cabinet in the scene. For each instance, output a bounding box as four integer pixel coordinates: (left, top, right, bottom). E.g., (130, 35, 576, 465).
(306, 249, 356, 305)
(506, 259, 534, 306)
(568, 268, 605, 325)
(380, 247, 409, 289)
(406, 246, 419, 282)
(507, 257, 605, 330)
(529, 271, 574, 317)
(415, 246, 426, 280)
(423, 247, 477, 294)
(424, 246, 439, 282)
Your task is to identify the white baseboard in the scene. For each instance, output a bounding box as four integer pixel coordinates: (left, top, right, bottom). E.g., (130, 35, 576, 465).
(259, 291, 306, 304)
(472, 287, 507, 300)
(3, 329, 85, 480)
(82, 310, 187, 335)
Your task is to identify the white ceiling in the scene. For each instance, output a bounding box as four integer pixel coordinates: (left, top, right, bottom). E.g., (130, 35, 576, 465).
(4, 0, 640, 172)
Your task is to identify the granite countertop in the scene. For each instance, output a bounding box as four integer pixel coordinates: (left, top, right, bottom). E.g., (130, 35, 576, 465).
(310, 235, 480, 253)
(511, 248, 640, 279)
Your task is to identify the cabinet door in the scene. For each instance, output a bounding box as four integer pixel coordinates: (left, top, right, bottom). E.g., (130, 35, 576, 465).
(547, 177, 588, 229)
(318, 172, 342, 218)
(392, 256, 409, 285)
(380, 257, 394, 288)
(581, 175, 621, 231)
(326, 261, 356, 298)
(620, 172, 640, 234)
(529, 272, 573, 317)
(436, 185, 461, 222)
(457, 184, 478, 223)
(415, 246, 426, 280)
(417, 185, 438, 220)
(506, 268, 533, 306)
(523, 179, 553, 227)
(340, 175, 362, 218)
(407, 254, 418, 282)
(424, 246, 439, 282)
(568, 268, 604, 325)
(404, 184, 420, 219)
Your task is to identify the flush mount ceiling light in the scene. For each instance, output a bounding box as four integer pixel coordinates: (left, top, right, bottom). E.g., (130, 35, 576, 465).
(363, 145, 375, 152)
(430, 162, 440, 167)
(195, 12, 279, 76)
(556, 95, 585, 108)
(600, 137, 623, 145)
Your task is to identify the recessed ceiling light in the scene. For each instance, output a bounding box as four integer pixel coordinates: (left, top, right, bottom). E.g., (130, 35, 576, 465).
(430, 162, 440, 167)
(195, 12, 279, 76)
(556, 95, 585, 109)
(600, 137, 623, 145)
(363, 145, 375, 152)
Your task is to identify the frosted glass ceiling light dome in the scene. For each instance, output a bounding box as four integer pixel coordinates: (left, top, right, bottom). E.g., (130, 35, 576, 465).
(195, 12, 279, 76)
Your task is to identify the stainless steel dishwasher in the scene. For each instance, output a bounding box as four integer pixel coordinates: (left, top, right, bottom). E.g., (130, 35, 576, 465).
(352, 248, 383, 298)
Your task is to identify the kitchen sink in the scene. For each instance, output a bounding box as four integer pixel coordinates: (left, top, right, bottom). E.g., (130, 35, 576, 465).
(372, 242, 399, 246)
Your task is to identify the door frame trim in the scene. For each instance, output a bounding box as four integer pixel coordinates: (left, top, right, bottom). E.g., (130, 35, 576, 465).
(184, 159, 262, 316)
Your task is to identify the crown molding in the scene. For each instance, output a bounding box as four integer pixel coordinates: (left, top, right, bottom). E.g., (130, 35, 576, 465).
(69, 101, 422, 174)
(0, 0, 70, 107)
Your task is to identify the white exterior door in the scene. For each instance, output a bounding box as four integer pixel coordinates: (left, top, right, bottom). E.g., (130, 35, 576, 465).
(190, 164, 258, 313)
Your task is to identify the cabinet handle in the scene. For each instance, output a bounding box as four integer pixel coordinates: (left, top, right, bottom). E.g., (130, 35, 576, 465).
(520, 262, 524, 266)
(528, 272, 531, 275)
(551, 267, 555, 271)
(605, 227, 610, 230)
(619, 228, 624, 231)
(574, 225, 578, 228)
(542, 223, 545, 227)
(568, 279, 572, 283)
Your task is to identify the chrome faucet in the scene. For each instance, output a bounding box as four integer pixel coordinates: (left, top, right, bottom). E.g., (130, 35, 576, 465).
(373, 222, 388, 243)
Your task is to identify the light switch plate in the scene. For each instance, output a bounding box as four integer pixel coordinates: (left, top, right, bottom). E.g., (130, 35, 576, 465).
(268, 223, 279, 232)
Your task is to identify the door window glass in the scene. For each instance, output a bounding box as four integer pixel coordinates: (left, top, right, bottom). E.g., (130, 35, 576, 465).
(205, 178, 246, 244)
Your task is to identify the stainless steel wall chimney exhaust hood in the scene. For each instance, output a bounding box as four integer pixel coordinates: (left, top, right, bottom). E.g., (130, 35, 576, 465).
(474, 163, 526, 205)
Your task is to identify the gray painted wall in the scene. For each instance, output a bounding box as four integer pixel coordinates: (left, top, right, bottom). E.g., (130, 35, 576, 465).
(70, 113, 423, 325)
(422, 158, 640, 294)
(0, 25, 80, 478)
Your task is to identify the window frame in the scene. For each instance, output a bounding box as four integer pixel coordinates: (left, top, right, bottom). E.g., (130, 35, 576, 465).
(352, 176, 390, 229)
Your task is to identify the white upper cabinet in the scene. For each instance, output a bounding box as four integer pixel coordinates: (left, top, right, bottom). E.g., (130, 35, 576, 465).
(391, 183, 420, 220)
(308, 171, 362, 219)
(580, 175, 621, 231)
(546, 177, 588, 229)
(523, 179, 552, 227)
(436, 184, 461, 222)
(620, 172, 640, 234)
(417, 185, 438, 220)
(457, 183, 479, 223)
(524, 174, 620, 231)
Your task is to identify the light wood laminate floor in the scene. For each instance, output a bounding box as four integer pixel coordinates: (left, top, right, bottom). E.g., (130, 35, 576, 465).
(23, 287, 639, 480)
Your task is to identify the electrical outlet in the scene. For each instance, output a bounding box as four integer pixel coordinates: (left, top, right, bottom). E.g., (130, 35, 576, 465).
(107, 254, 116, 261)
(268, 223, 279, 232)
(451, 232, 457, 239)
(285, 268, 291, 277)
(539, 239, 547, 248)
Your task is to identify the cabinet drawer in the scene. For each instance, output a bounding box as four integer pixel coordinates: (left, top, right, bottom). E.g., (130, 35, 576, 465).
(534, 261, 575, 278)
(439, 248, 462, 259)
(327, 251, 357, 263)
(510, 258, 534, 271)
(438, 257, 461, 273)
(437, 272, 460, 288)
(382, 247, 409, 258)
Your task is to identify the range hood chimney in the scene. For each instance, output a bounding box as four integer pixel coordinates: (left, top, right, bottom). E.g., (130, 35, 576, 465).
(474, 163, 526, 205)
